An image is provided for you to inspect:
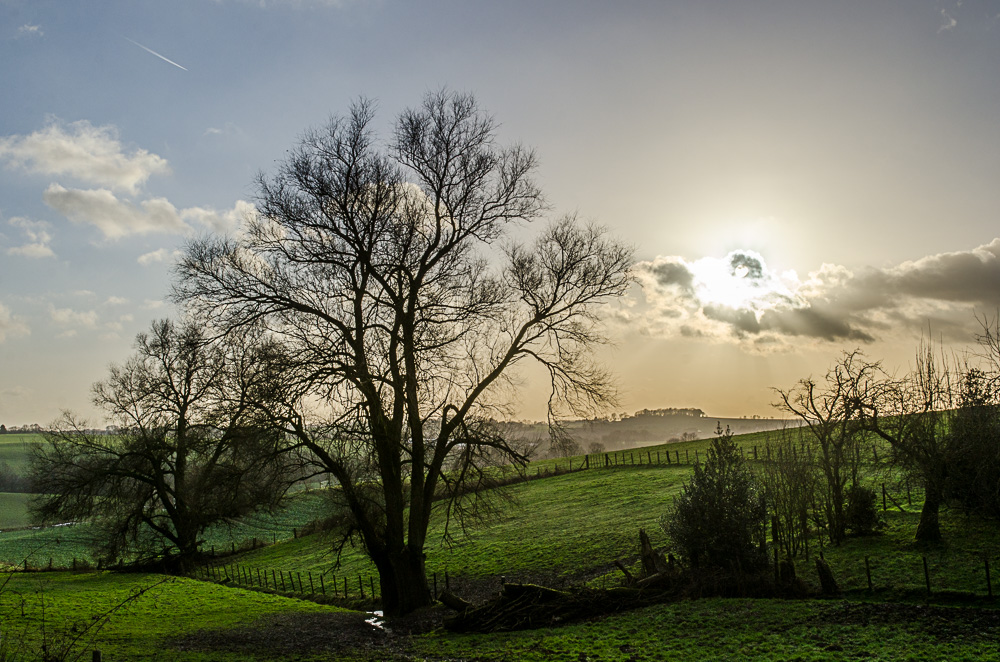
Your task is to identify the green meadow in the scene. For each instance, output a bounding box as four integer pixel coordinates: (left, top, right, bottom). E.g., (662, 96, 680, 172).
(1, 430, 998, 660)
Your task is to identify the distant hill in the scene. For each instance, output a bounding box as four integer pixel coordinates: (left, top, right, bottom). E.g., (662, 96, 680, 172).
(499, 407, 796, 455)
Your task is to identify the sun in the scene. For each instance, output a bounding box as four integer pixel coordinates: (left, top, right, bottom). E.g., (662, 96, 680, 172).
(688, 250, 791, 312)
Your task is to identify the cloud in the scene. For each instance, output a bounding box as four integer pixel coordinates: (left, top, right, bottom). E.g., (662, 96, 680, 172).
(49, 305, 99, 329)
(187, 199, 255, 233)
(939, 8, 958, 31)
(105, 296, 129, 306)
(0, 302, 29, 342)
(43, 185, 254, 240)
(0, 120, 169, 194)
(17, 24, 43, 38)
(6, 216, 54, 258)
(633, 239, 1000, 350)
(0, 386, 30, 399)
(43, 184, 189, 238)
(137, 247, 182, 265)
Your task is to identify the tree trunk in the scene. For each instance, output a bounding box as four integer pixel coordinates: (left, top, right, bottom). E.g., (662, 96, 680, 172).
(915, 481, 942, 542)
(376, 546, 432, 615)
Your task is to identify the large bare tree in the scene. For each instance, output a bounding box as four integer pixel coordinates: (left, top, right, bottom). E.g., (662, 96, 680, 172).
(174, 91, 632, 613)
(31, 319, 291, 570)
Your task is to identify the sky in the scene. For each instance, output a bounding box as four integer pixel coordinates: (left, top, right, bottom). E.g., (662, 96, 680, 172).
(2, 0, 1000, 426)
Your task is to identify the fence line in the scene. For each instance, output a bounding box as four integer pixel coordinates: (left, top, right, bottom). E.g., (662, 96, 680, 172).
(196, 549, 999, 604)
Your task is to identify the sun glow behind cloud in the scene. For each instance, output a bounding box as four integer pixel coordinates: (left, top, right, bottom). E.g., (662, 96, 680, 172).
(631, 239, 1000, 351)
(687, 250, 798, 313)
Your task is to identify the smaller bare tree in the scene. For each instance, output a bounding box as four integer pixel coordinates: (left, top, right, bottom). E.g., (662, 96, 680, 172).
(774, 351, 875, 545)
(30, 319, 293, 570)
(758, 426, 819, 560)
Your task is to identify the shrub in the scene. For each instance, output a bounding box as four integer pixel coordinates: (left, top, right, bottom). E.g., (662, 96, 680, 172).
(662, 425, 768, 573)
(845, 485, 880, 536)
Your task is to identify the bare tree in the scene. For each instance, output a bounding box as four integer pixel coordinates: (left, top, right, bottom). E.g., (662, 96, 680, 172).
(856, 341, 958, 541)
(774, 351, 875, 544)
(758, 426, 819, 560)
(30, 319, 291, 570)
(174, 91, 632, 614)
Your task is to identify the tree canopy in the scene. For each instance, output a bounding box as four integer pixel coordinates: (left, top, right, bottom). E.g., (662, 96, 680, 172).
(174, 91, 633, 613)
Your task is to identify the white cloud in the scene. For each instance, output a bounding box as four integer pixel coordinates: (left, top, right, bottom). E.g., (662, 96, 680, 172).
(137, 248, 182, 266)
(182, 199, 255, 233)
(939, 8, 958, 31)
(17, 24, 43, 38)
(43, 184, 190, 239)
(49, 305, 99, 329)
(141, 299, 165, 310)
(0, 120, 169, 194)
(6, 216, 55, 258)
(0, 386, 30, 399)
(105, 296, 129, 306)
(0, 302, 29, 342)
(43, 185, 253, 240)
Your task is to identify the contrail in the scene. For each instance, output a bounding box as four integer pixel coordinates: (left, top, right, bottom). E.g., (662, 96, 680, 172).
(125, 37, 188, 71)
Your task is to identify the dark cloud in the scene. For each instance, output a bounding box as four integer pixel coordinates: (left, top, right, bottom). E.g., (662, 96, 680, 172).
(758, 306, 875, 343)
(649, 259, 694, 293)
(634, 239, 1000, 349)
(880, 239, 1000, 305)
(729, 251, 764, 279)
(703, 305, 761, 336)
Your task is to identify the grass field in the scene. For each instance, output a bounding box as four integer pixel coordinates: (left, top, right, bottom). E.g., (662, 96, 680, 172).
(2, 571, 997, 661)
(0, 492, 33, 529)
(0, 433, 41, 473)
(2, 429, 998, 660)
(0, 571, 349, 661)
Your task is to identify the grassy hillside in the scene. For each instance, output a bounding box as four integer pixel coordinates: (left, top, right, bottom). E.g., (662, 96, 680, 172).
(0, 433, 41, 473)
(0, 571, 348, 661)
(2, 427, 999, 660)
(0, 492, 33, 529)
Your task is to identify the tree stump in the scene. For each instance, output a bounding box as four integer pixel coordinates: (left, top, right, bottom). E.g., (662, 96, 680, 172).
(815, 557, 840, 595)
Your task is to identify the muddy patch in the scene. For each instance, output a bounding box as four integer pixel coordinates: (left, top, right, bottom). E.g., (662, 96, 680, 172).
(170, 607, 444, 659)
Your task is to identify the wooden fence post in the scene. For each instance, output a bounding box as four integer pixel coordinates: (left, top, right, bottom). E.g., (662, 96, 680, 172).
(309, 571, 315, 594)
(320, 574, 326, 595)
(370, 576, 376, 599)
(865, 556, 872, 591)
(881, 484, 887, 512)
(923, 556, 931, 596)
(433, 571, 438, 600)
